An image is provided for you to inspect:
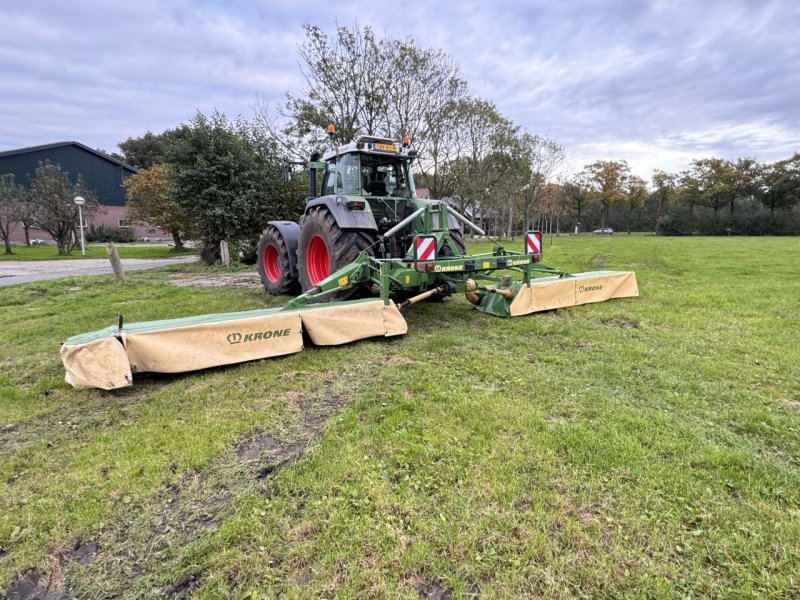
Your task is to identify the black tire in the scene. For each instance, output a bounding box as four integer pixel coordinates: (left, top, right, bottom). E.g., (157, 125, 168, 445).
(297, 207, 375, 300)
(257, 226, 300, 296)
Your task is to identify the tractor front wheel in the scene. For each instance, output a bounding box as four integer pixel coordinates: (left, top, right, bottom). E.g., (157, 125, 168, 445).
(297, 207, 375, 300)
(257, 226, 299, 296)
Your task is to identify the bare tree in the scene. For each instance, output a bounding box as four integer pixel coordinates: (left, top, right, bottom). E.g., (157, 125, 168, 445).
(0, 173, 24, 254)
(517, 134, 566, 231)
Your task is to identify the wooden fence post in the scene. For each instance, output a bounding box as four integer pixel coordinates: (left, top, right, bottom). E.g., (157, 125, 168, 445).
(106, 242, 126, 280)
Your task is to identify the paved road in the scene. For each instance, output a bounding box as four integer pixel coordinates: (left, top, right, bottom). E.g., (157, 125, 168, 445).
(0, 256, 199, 286)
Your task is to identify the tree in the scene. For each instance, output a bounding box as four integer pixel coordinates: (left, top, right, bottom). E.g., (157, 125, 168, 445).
(28, 161, 98, 255)
(562, 177, 591, 229)
(760, 154, 800, 213)
(625, 175, 647, 234)
(682, 158, 737, 213)
(651, 169, 677, 230)
(262, 23, 467, 166)
(117, 128, 189, 169)
(517, 134, 565, 232)
(169, 111, 293, 264)
(125, 164, 193, 248)
(0, 173, 24, 254)
(581, 160, 631, 227)
(16, 198, 38, 246)
(441, 98, 521, 234)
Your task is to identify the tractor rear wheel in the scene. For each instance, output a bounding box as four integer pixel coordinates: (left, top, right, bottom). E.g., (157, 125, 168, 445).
(257, 226, 299, 295)
(297, 207, 375, 300)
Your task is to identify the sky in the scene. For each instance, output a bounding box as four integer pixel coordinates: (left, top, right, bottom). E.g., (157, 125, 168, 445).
(1, 0, 799, 179)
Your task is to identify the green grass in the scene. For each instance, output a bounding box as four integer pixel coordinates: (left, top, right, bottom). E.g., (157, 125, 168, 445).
(1, 236, 799, 598)
(0, 243, 195, 260)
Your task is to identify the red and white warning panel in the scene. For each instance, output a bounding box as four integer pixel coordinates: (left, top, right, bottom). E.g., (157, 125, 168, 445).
(524, 231, 543, 262)
(414, 235, 437, 262)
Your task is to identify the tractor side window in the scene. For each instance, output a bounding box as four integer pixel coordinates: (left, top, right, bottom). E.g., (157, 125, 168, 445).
(323, 155, 362, 196)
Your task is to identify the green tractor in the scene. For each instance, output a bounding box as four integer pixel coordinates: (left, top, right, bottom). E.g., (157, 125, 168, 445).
(256, 134, 465, 299)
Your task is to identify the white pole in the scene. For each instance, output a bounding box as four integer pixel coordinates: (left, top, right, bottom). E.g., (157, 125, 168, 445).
(78, 204, 86, 256)
(74, 196, 86, 256)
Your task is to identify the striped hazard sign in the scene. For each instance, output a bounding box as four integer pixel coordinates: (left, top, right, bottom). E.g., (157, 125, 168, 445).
(414, 236, 437, 261)
(525, 231, 542, 262)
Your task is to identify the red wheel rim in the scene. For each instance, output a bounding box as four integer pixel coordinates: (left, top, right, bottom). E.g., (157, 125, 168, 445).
(263, 244, 280, 283)
(306, 235, 330, 284)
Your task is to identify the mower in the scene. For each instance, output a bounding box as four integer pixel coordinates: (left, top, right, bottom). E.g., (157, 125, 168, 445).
(61, 130, 637, 389)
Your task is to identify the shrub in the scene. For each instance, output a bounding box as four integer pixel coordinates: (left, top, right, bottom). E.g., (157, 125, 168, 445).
(85, 225, 136, 243)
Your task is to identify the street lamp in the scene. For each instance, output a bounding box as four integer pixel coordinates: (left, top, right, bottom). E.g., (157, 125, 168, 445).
(74, 196, 86, 256)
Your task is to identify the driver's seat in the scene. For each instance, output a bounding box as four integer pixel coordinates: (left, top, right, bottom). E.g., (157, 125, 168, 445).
(364, 174, 387, 196)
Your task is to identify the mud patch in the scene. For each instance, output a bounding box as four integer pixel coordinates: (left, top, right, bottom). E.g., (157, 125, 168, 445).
(236, 430, 278, 461)
(3, 555, 69, 600)
(780, 399, 800, 411)
(170, 273, 260, 288)
(408, 576, 453, 600)
(73, 541, 97, 565)
(158, 573, 199, 598)
(600, 318, 639, 329)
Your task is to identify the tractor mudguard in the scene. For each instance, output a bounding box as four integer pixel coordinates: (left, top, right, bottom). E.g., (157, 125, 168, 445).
(305, 196, 378, 230)
(267, 220, 300, 278)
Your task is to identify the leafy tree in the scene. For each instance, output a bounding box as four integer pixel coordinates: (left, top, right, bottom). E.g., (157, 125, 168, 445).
(169, 111, 294, 264)
(125, 164, 193, 248)
(562, 177, 591, 229)
(581, 160, 631, 227)
(0, 173, 25, 254)
(651, 169, 677, 230)
(625, 175, 647, 234)
(117, 128, 189, 169)
(441, 98, 521, 233)
(681, 158, 738, 213)
(29, 161, 98, 255)
(760, 154, 800, 212)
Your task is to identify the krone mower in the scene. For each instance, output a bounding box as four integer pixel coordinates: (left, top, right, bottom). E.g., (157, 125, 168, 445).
(61, 132, 638, 390)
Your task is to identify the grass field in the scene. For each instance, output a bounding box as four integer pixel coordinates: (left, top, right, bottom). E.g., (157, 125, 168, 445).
(1, 236, 799, 598)
(0, 243, 195, 261)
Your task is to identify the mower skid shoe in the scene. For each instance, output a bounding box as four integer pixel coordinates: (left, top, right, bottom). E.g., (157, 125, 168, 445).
(510, 271, 638, 316)
(61, 300, 407, 390)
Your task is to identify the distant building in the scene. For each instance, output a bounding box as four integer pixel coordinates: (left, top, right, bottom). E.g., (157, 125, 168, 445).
(0, 141, 168, 243)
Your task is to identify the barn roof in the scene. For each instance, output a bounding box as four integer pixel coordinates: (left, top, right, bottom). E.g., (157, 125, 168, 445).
(0, 141, 137, 172)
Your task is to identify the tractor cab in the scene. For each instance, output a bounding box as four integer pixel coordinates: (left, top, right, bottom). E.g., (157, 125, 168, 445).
(319, 136, 417, 199)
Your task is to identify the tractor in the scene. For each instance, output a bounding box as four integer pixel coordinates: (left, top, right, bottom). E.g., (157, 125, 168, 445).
(256, 132, 465, 300)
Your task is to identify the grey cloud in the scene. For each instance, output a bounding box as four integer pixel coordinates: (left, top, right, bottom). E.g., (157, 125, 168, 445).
(1, 0, 798, 178)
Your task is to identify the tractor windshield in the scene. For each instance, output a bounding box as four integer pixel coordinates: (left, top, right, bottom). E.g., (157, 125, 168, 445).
(323, 153, 415, 198)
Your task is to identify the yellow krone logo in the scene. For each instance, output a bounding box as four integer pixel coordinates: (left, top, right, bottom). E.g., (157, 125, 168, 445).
(578, 285, 603, 293)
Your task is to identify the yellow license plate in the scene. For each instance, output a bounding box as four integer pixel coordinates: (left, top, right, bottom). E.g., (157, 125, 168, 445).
(375, 143, 397, 152)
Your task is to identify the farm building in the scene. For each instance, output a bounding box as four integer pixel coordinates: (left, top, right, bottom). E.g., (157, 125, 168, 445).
(0, 141, 168, 243)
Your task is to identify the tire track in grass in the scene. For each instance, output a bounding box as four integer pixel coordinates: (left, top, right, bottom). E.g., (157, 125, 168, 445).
(2, 373, 357, 598)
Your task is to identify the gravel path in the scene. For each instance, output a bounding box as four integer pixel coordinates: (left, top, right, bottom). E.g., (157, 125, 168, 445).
(0, 256, 199, 286)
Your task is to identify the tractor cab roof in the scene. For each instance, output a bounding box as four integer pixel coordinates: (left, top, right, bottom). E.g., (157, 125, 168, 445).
(321, 135, 416, 162)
